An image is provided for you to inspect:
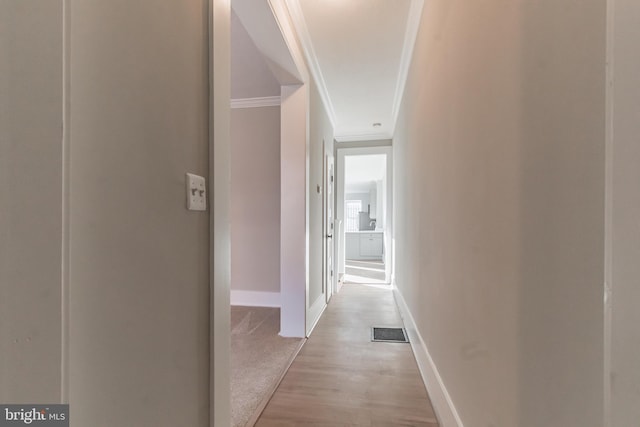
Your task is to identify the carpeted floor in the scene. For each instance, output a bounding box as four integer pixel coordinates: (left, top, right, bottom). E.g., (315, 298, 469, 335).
(231, 306, 303, 427)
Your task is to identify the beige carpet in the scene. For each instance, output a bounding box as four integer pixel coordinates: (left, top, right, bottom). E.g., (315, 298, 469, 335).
(231, 306, 303, 427)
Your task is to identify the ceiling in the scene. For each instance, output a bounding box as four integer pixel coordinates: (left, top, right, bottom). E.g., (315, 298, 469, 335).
(345, 155, 386, 193)
(231, 0, 423, 141)
(288, 0, 423, 141)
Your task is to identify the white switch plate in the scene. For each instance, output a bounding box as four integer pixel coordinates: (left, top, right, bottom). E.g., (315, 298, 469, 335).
(186, 173, 206, 211)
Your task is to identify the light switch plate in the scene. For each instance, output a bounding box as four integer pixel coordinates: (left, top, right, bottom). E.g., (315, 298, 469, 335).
(186, 173, 206, 211)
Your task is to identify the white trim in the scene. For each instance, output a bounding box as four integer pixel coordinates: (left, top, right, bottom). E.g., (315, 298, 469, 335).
(603, 1, 615, 425)
(393, 285, 464, 427)
(334, 131, 393, 143)
(322, 141, 335, 305)
(210, 0, 232, 424)
(390, 0, 424, 137)
(230, 96, 281, 109)
(306, 295, 326, 336)
(61, 0, 71, 404)
(335, 139, 393, 149)
(230, 290, 281, 308)
(336, 146, 394, 289)
(283, 0, 337, 129)
(284, 0, 423, 141)
(268, 0, 310, 83)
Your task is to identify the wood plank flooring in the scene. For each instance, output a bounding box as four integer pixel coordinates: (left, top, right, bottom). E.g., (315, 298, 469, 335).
(255, 284, 439, 427)
(344, 260, 387, 284)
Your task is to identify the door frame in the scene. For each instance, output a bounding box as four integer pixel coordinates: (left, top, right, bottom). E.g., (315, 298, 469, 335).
(323, 139, 335, 302)
(335, 146, 393, 287)
(209, 0, 231, 425)
(210, 1, 315, 423)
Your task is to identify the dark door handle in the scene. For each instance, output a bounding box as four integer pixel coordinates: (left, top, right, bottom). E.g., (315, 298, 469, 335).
(327, 234, 333, 239)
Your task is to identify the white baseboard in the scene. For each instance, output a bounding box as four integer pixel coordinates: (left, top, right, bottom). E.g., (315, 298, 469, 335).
(393, 284, 464, 427)
(306, 296, 326, 336)
(230, 290, 280, 308)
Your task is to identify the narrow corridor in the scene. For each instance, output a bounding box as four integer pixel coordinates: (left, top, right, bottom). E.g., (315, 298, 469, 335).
(256, 284, 438, 426)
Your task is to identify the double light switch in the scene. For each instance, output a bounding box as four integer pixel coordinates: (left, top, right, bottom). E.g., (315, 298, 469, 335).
(186, 173, 206, 211)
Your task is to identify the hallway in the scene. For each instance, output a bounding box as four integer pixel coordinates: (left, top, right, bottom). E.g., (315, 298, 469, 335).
(255, 284, 438, 426)
(3, 1, 640, 426)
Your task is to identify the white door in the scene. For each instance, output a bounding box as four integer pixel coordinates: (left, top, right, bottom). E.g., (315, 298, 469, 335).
(324, 147, 335, 303)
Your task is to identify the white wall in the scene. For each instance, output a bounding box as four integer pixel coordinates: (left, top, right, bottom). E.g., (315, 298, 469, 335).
(308, 79, 334, 312)
(68, 1, 210, 425)
(0, 0, 64, 403)
(335, 139, 392, 150)
(608, 1, 640, 425)
(280, 84, 308, 337)
(393, 1, 606, 426)
(231, 106, 281, 301)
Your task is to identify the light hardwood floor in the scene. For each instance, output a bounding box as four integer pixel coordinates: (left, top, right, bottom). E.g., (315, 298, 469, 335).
(255, 284, 439, 426)
(344, 260, 386, 284)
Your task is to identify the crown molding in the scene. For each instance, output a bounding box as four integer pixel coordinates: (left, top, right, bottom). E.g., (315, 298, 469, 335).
(267, 0, 310, 83)
(230, 96, 281, 109)
(390, 0, 424, 136)
(283, 0, 337, 129)
(282, 0, 423, 140)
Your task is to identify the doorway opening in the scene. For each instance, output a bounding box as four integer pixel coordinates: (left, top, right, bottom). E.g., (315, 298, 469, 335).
(336, 146, 393, 288)
(227, 4, 308, 426)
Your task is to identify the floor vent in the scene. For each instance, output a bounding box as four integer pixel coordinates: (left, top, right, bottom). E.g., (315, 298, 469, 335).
(371, 327, 409, 343)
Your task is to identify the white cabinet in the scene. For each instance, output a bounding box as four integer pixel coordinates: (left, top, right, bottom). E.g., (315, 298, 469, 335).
(345, 232, 383, 260)
(345, 232, 360, 259)
(360, 233, 383, 257)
